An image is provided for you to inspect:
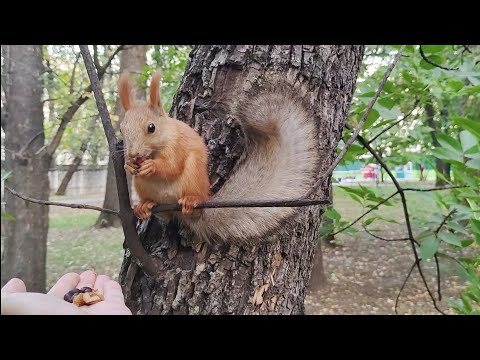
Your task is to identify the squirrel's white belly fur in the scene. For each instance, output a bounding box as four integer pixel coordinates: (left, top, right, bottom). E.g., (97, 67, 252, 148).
(134, 176, 181, 204)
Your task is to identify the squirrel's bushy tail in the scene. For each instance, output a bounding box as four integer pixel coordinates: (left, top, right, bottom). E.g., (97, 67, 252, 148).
(185, 83, 320, 243)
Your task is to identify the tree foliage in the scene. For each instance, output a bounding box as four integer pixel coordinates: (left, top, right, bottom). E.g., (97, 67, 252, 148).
(325, 45, 480, 314)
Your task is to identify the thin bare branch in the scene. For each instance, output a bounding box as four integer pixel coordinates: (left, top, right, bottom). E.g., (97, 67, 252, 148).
(403, 185, 467, 192)
(368, 98, 420, 145)
(331, 191, 399, 236)
(362, 225, 409, 241)
(432, 208, 456, 301)
(47, 45, 124, 157)
(395, 261, 417, 314)
(151, 198, 331, 214)
(80, 45, 159, 277)
(5, 186, 118, 215)
(306, 46, 406, 197)
(419, 45, 458, 71)
(69, 52, 81, 95)
(353, 130, 445, 314)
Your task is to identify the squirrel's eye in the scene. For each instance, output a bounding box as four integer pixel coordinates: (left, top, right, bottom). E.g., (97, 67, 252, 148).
(147, 123, 155, 133)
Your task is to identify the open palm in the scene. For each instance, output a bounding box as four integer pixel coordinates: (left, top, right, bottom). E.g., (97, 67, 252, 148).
(1, 271, 132, 315)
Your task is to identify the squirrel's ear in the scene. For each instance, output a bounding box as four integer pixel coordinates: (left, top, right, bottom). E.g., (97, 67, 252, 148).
(148, 71, 165, 116)
(118, 73, 134, 110)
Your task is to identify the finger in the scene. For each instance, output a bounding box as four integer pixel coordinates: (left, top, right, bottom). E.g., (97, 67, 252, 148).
(1, 292, 86, 315)
(103, 280, 126, 303)
(93, 275, 110, 295)
(47, 272, 80, 298)
(76, 270, 97, 291)
(1, 278, 27, 293)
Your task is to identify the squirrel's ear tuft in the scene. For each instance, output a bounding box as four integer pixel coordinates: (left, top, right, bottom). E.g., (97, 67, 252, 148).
(118, 73, 134, 111)
(148, 71, 165, 116)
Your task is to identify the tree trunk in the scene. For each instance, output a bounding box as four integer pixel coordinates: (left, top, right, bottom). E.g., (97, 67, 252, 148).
(425, 102, 450, 186)
(55, 116, 97, 196)
(1, 45, 50, 292)
(119, 45, 364, 314)
(96, 45, 146, 228)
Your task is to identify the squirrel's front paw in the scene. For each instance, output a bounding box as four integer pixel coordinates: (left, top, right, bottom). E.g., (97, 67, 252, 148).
(136, 159, 156, 177)
(124, 161, 138, 176)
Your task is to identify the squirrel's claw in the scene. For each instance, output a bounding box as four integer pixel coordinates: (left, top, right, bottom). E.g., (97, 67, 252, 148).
(133, 200, 157, 220)
(178, 196, 201, 215)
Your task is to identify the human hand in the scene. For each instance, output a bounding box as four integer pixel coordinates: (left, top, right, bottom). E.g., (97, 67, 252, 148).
(1, 270, 132, 315)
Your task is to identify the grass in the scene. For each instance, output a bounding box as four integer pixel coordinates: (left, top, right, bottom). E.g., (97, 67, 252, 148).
(46, 210, 124, 288)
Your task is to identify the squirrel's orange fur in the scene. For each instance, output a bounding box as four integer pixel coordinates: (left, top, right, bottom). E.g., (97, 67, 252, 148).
(119, 71, 210, 219)
(119, 71, 320, 244)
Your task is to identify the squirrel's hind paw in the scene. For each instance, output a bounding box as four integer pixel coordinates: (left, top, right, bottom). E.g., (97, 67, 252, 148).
(133, 200, 158, 220)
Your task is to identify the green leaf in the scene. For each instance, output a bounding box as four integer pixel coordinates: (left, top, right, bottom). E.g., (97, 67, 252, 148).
(447, 79, 465, 92)
(436, 133, 463, 153)
(452, 116, 480, 140)
(431, 147, 463, 163)
(470, 218, 480, 234)
(323, 207, 341, 222)
(461, 240, 474, 247)
(319, 223, 334, 237)
(445, 221, 469, 235)
(422, 45, 447, 53)
(1, 171, 11, 181)
(378, 97, 395, 110)
(358, 91, 376, 98)
(466, 158, 480, 170)
(459, 130, 478, 153)
(363, 217, 377, 226)
(420, 59, 435, 70)
(420, 236, 440, 260)
(344, 226, 359, 234)
(376, 105, 401, 121)
(362, 108, 380, 130)
(1, 211, 15, 220)
(438, 232, 462, 246)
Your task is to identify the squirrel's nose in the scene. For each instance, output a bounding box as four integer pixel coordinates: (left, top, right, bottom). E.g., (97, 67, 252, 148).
(129, 152, 139, 159)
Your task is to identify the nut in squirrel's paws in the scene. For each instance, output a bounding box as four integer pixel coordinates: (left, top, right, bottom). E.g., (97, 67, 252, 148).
(64, 287, 105, 307)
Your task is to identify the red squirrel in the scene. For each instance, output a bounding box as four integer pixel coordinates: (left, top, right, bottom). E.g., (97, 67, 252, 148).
(119, 71, 319, 243)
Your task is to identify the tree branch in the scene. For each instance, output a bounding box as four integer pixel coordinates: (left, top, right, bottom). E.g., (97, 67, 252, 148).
(47, 45, 124, 157)
(395, 261, 417, 315)
(331, 191, 399, 236)
(306, 45, 406, 197)
(151, 198, 331, 214)
(362, 224, 409, 241)
(352, 130, 445, 314)
(432, 208, 456, 301)
(80, 45, 160, 278)
(368, 98, 420, 145)
(419, 45, 459, 71)
(435, 208, 457, 234)
(403, 185, 467, 192)
(5, 186, 118, 215)
(69, 52, 81, 95)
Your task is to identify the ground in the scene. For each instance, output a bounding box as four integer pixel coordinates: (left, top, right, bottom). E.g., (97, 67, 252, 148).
(3, 184, 475, 315)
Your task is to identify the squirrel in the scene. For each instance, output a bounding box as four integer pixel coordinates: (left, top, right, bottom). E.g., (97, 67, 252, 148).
(118, 71, 320, 244)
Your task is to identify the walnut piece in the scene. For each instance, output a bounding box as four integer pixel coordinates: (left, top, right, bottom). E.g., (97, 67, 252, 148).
(72, 290, 105, 307)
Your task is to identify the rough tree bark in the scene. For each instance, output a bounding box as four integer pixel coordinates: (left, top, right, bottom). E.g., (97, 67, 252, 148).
(95, 45, 146, 228)
(1, 46, 50, 292)
(55, 116, 97, 195)
(119, 45, 364, 314)
(425, 102, 451, 186)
